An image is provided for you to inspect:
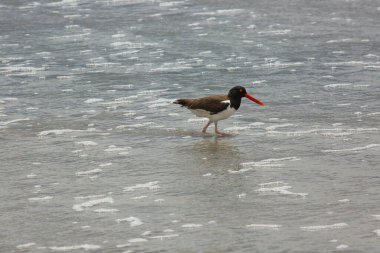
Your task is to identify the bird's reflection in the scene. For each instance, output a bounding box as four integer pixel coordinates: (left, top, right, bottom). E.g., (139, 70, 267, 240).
(178, 137, 242, 175)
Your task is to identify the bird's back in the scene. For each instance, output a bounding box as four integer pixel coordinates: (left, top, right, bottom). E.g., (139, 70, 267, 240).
(174, 95, 229, 114)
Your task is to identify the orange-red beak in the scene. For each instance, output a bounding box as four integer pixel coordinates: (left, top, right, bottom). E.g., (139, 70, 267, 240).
(245, 93, 265, 106)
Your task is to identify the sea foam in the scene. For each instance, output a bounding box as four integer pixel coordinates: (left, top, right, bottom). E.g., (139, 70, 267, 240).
(116, 216, 143, 226)
(73, 197, 114, 211)
(49, 244, 100, 252)
(322, 144, 380, 153)
(124, 181, 160, 192)
(300, 223, 348, 231)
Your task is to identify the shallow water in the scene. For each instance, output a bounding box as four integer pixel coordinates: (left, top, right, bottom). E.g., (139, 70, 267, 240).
(1, 0, 380, 252)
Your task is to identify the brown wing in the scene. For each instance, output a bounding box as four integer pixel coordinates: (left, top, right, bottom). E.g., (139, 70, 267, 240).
(174, 95, 229, 114)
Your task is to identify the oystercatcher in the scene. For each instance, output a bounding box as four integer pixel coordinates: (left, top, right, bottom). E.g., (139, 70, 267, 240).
(174, 86, 265, 136)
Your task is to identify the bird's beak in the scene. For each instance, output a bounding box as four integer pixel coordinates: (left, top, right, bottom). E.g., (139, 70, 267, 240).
(245, 93, 265, 106)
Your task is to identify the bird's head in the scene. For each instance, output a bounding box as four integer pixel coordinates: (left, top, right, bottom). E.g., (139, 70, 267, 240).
(228, 86, 265, 106)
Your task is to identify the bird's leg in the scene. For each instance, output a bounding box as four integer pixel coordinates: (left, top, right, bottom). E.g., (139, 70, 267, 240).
(214, 121, 231, 136)
(202, 120, 212, 134)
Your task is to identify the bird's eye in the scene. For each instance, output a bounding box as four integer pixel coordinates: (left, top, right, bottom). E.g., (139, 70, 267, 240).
(240, 89, 243, 93)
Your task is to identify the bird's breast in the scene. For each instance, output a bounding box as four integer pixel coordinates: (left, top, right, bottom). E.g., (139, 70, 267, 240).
(190, 104, 236, 122)
(210, 105, 236, 121)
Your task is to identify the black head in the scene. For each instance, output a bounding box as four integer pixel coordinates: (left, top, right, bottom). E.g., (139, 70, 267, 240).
(227, 86, 247, 110)
(228, 86, 247, 99)
(228, 85, 266, 107)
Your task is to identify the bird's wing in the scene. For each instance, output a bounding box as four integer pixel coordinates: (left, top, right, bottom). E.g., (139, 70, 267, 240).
(183, 95, 230, 114)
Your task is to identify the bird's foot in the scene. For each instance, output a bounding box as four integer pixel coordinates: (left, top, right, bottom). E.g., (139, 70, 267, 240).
(215, 130, 232, 137)
(202, 130, 214, 137)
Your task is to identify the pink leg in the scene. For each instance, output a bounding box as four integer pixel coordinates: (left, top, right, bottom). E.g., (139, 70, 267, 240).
(202, 120, 212, 133)
(214, 121, 231, 136)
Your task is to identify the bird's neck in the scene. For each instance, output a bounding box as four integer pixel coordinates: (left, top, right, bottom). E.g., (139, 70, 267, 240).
(228, 96, 242, 110)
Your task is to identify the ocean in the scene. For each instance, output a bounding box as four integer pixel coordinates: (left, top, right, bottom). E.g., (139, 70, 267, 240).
(1, 0, 380, 252)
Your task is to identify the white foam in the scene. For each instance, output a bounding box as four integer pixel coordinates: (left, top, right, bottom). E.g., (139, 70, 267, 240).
(116, 217, 143, 227)
(1, 65, 46, 76)
(324, 61, 368, 66)
(28, 196, 53, 202)
(16, 242, 36, 249)
(110, 41, 158, 49)
(366, 112, 380, 117)
(49, 244, 100, 252)
(93, 208, 119, 213)
(262, 61, 304, 68)
(99, 162, 112, 167)
(373, 229, 380, 236)
(84, 98, 104, 104)
(267, 127, 380, 137)
(258, 29, 292, 35)
(150, 234, 179, 239)
(255, 184, 307, 197)
(259, 181, 284, 187)
(137, 89, 169, 95)
(100, 97, 133, 108)
(116, 122, 156, 129)
(300, 223, 348, 232)
(1, 97, 18, 101)
(124, 181, 160, 192)
(116, 243, 131, 248)
(27, 173, 37, 178)
(147, 98, 173, 108)
(104, 145, 131, 152)
(131, 195, 147, 200)
(324, 83, 352, 89)
(112, 33, 126, 38)
(75, 141, 98, 146)
(265, 123, 294, 131)
(231, 157, 300, 173)
(111, 85, 135, 90)
(193, 9, 244, 16)
(76, 169, 102, 176)
(86, 62, 120, 68)
(181, 223, 203, 228)
(73, 197, 114, 211)
(150, 65, 192, 73)
(326, 38, 352, 44)
(320, 132, 352, 137)
(322, 144, 380, 153)
(141, 231, 152, 236)
(336, 244, 349, 250)
(246, 224, 281, 230)
(159, 1, 185, 7)
(38, 128, 96, 136)
(49, 33, 91, 42)
(74, 194, 105, 200)
(225, 122, 265, 132)
(187, 118, 208, 123)
(364, 65, 380, 70)
(128, 238, 147, 243)
(0, 118, 30, 126)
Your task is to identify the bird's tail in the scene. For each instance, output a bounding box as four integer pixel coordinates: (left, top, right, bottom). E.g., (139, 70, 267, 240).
(173, 99, 190, 107)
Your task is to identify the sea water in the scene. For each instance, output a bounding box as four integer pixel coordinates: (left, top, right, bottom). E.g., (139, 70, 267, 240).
(1, 0, 380, 252)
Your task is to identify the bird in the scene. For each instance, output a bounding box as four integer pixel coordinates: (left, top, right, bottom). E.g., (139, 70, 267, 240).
(173, 86, 265, 136)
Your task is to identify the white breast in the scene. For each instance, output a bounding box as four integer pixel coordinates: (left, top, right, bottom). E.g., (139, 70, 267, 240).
(209, 105, 236, 121)
(189, 101, 236, 122)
